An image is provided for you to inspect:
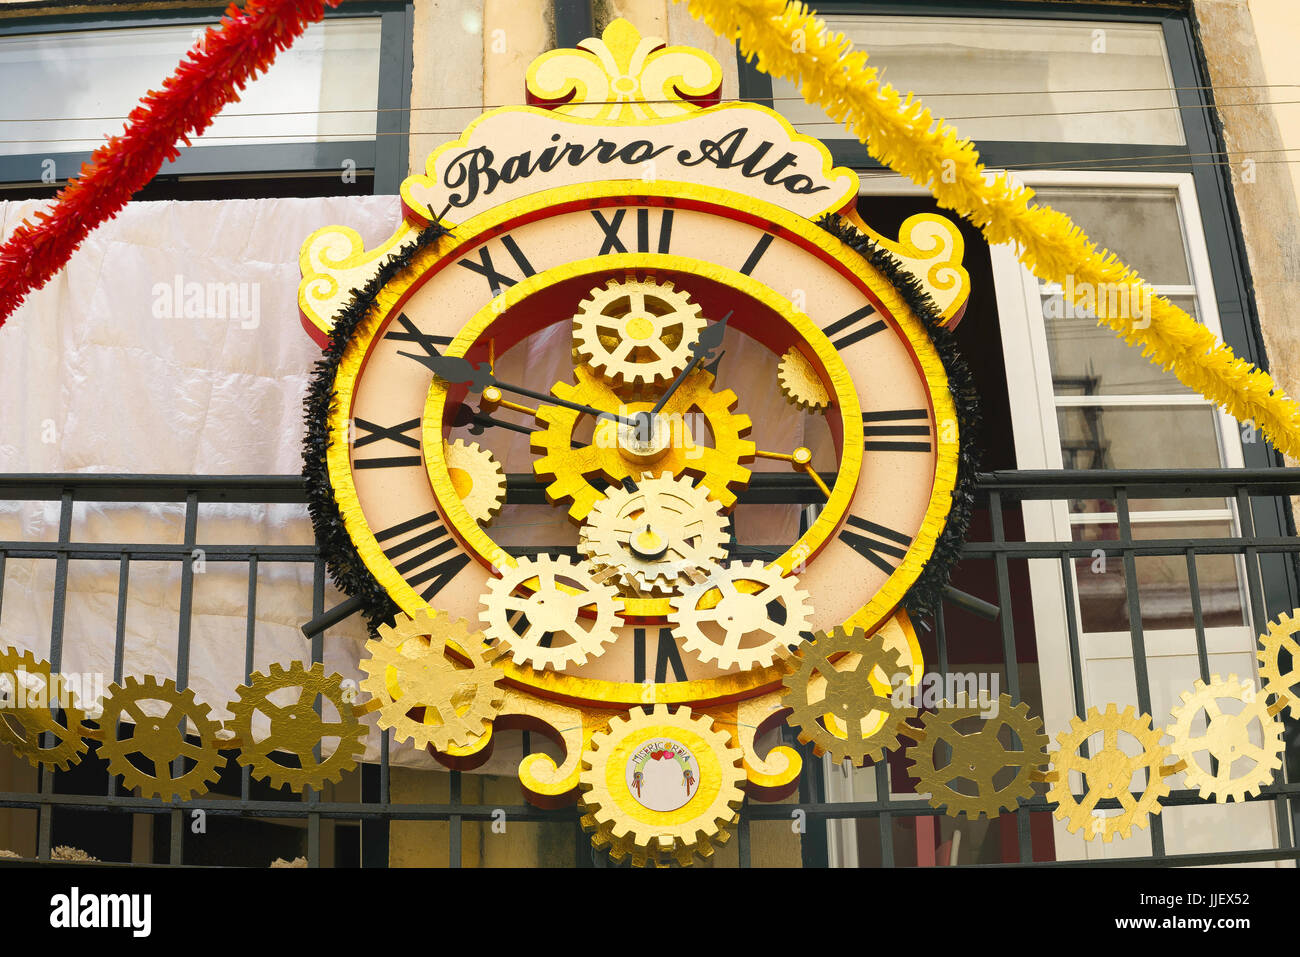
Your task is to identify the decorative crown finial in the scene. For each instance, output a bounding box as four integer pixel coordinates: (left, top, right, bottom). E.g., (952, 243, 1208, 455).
(525, 18, 722, 121)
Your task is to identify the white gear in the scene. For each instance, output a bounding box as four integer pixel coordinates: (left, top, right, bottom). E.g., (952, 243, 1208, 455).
(1167, 674, 1284, 803)
(444, 439, 506, 525)
(579, 474, 729, 595)
(572, 277, 706, 389)
(668, 561, 812, 670)
(480, 555, 620, 672)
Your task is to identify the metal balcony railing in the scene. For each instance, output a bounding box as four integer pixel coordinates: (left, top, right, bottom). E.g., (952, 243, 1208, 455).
(0, 469, 1296, 867)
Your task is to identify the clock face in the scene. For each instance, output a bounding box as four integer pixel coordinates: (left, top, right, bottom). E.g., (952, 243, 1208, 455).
(326, 181, 957, 708)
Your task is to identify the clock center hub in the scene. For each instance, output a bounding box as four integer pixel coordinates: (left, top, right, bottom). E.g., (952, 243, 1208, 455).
(597, 409, 676, 466)
(629, 524, 669, 560)
(624, 315, 655, 341)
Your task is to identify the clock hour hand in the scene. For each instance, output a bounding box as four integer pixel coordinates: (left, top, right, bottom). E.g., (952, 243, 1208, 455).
(400, 351, 640, 428)
(649, 311, 730, 417)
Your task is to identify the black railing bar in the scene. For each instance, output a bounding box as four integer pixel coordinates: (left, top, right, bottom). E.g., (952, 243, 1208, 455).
(1057, 554, 1091, 775)
(302, 595, 364, 638)
(974, 467, 1300, 495)
(1185, 550, 1213, 685)
(940, 587, 1000, 620)
(170, 491, 199, 867)
(0, 544, 320, 560)
(1, 469, 1299, 503)
(37, 490, 73, 863)
(307, 558, 325, 868)
(875, 760, 894, 867)
(967, 846, 1300, 869)
(959, 538, 1300, 558)
(0, 551, 6, 627)
(107, 553, 129, 802)
(241, 557, 257, 803)
(6, 536, 1299, 562)
(1116, 489, 1163, 859)
(934, 604, 949, 678)
(738, 812, 751, 868)
(4, 778, 1297, 818)
(449, 770, 463, 869)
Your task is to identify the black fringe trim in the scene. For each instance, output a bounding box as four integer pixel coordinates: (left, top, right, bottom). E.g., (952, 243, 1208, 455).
(301, 221, 451, 632)
(817, 214, 983, 622)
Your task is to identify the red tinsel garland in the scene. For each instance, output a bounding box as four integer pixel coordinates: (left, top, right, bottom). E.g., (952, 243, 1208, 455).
(0, 0, 341, 326)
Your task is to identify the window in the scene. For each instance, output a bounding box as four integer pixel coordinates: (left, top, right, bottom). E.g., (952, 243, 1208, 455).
(0, 4, 413, 197)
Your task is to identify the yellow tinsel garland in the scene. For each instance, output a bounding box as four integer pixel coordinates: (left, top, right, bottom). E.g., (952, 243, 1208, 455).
(677, 0, 1300, 458)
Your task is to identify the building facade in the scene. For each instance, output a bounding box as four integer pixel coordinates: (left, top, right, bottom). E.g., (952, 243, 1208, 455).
(0, 0, 1296, 867)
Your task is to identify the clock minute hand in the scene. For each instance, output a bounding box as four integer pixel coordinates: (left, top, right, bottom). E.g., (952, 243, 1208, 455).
(399, 351, 640, 428)
(649, 311, 731, 416)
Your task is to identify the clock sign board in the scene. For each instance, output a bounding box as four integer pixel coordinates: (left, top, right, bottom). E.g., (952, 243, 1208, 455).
(300, 17, 977, 865)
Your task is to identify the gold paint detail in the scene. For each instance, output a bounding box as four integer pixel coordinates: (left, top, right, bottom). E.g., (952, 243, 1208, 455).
(97, 675, 225, 801)
(572, 276, 706, 389)
(724, 691, 803, 796)
(480, 555, 621, 671)
(579, 473, 729, 595)
(532, 364, 755, 521)
(525, 18, 723, 121)
(227, 661, 368, 793)
(359, 609, 505, 751)
(1167, 674, 1284, 804)
(843, 209, 971, 325)
(579, 704, 744, 863)
(905, 694, 1048, 819)
(444, 438, 507, 526)
(1047, 704, 1170, 843)
(1258, 610, 1300, 718)
(777, 348, 830, 411)
(0, 646, 89, 772)
(298, 221, 422, 340)
(782, 626, 919, 766)
(668, 561, 812, 670)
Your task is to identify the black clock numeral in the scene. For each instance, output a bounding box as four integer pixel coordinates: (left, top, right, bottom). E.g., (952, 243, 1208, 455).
(738, 233, 774, 275)
(591, 208, 674, 255)
(633, 627, 688, 684)
(352, 416, 422, 470)
(375, 510, 472, 601)
(863, 409, 932, 453)
(384, 312, 451, 359)
(840, 516, 912, 574)
(457, 234, 536, 293)
(823, 305, 886, 350)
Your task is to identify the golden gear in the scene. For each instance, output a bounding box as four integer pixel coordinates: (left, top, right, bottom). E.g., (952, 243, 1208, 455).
(0, 646, 89, 771)
(579, 704, 744, 861)
(906, 694, 1049, 819)
(580, 806, 705, 867)
(668, 560, 812, 670)
(444, 438, 507, 525)
(571, 277, 707, 390)
(360, 608, 504, 751)
(227, 661, 368, 792)
(480, 554, 620, 671)
(1258, 610, 1300, 718)
(1047, 704, 1170, 843)
(97, 675, 225, 800)
(1167, 674, 1284, 804)
(579, 473, 729, 595)
(781, 626, 917, 766)
(777, 348, 830, 412)
(531, 364, 755, 521)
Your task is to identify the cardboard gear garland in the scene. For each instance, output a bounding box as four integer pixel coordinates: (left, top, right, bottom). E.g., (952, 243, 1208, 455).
(675, 0, 1300, 460)
(1, 607, 1291, 839)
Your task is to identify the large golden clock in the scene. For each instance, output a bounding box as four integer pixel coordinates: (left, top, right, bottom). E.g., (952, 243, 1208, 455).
(300, 19, 975, 865)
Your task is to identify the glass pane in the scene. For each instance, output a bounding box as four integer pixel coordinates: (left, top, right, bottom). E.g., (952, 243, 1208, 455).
(767, 16, 1184, 145)
(1072, 522, 1245, 631)
(1045, 297, 1198, 396)
(1032, 188, 1193, 285)
(0, 20, 382, 156)
(1055, 404, 1223, 471)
